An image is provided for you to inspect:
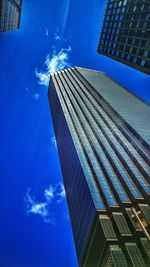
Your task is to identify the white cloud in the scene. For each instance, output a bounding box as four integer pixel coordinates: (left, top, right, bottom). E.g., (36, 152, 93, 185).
(44, 185, 55, 202)
(29, 202, 48, 217)
(54, 33, 61, 40)
(57, 183, 66, 201)
(44, 183, 66, 203)
(35, 70, 49, 86)
(24, 183, 66, 224)
(35, 46, 71, 86)
(24, 188, 53, 223)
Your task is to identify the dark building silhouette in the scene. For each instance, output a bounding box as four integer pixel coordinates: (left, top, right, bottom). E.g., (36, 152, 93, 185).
(48, 67, 150, 267)
(0, 0, 22, 32)
(98, 0, 150, 75)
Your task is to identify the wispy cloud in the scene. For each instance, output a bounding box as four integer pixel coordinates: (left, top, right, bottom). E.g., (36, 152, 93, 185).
(54, 28, 61, 40)
(35, 46, 71, 86)
(44, 185, 55, 202)
(56, 183, 66, 203)
(54, 31, 61, 40)
(24, 183, 66, 224)
(24, 188, 53, 224)
(32, 93, 40, 100)
(51, 136, 57, 148)
(45, 28, 49, 36)
(54, 33, 61, 40)
(25, 87, 40, 101)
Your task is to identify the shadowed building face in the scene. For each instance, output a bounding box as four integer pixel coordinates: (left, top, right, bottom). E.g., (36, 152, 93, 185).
(0, 0, 22, 32)
(98, 0, 150, 75)
(48, 67, 150, 267)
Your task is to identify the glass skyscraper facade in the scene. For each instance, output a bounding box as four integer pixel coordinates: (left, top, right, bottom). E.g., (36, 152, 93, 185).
(49, 67, 150, 267)
(98, 0, 150, 75)
(0, 0, 22, 32)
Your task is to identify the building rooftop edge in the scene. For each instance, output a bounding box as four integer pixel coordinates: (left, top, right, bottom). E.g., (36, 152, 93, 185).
(50, 67, 150, 108)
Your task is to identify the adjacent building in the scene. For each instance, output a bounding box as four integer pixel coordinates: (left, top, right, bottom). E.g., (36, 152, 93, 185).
(48, 67, 150, 267)
(98, 0, 150, 75)
(0, 0, 22, 32)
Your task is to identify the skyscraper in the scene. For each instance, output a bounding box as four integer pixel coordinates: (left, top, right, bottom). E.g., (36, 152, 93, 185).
(98, 0, 150, 75)
(48, 67, 150, 267)
(0, 0, 22, 32)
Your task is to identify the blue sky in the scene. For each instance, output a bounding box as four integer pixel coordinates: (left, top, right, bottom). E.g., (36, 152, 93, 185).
(0, 0, 150, 266)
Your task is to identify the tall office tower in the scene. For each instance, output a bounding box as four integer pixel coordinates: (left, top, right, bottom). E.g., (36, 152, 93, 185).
(98, 0, 150, 75)
(0, 0, 22, 32)
(48, 67, 150, 267)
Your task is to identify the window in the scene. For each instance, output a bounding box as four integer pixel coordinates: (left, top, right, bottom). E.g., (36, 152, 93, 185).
(133, 57, 137, 64)
(141, 60, 145, 67)
(127, 55, 130, 61)
(144, 50, 148, 58)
